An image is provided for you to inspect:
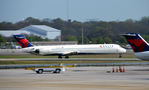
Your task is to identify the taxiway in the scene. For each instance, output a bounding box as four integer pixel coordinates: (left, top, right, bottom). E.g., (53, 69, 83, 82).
(0, 66, 149, 90)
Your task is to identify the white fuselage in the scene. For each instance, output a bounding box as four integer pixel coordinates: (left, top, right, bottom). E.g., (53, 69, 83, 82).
(22, 44, 126, 56)
(135, 51, 149, 60)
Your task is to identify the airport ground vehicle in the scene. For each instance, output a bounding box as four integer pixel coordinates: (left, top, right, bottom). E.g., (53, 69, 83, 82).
(34, 68, 61, 74)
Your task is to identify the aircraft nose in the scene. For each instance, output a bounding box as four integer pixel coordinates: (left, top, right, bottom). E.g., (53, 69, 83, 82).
(120, 48, 126, 53)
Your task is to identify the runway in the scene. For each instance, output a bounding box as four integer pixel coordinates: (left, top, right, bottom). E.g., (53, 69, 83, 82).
(0, 66, 149, 90)
(0, 58, 140, 61)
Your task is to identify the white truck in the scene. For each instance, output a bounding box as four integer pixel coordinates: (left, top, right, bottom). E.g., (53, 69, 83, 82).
(34, 68, 62, 74)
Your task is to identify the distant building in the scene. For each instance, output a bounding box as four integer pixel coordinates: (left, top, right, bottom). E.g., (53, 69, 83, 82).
(0, 25, 61, 41)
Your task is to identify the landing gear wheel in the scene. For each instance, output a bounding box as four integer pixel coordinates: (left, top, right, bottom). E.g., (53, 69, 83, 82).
(58, 55, 62, 59)
(65, 56, 69, 59)
(119, 54, 122, 58)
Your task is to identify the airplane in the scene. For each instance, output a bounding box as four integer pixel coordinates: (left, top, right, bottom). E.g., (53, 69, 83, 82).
(122, 33, 149, 60)
(13, 35, 126, 58)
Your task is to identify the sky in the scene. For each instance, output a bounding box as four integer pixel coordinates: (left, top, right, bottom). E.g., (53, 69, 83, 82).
(0, 0, 149, 23)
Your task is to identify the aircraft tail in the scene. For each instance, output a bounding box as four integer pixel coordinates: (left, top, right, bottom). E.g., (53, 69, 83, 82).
(122, 33, 149, 52)
(13, 35, 33, 48)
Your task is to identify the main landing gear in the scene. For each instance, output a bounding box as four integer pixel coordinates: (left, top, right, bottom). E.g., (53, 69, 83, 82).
(58, 55, 69, 59)
(58, 55, 62, 59)
(119, 53, 122, 58)
(65, 56, 69, 59)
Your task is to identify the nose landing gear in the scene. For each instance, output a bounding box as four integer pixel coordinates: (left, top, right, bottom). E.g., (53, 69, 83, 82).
(65, 56, 69, 59)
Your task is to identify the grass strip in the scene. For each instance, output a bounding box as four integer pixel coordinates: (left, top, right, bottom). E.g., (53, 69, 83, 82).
(0, 53, 136, 59)
(0, 60, 146, 65)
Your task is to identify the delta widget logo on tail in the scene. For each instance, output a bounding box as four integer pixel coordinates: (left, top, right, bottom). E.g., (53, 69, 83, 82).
(122, 33, 149, 52)
(13, 35, 33, 48)
(127, 39, 146, 52)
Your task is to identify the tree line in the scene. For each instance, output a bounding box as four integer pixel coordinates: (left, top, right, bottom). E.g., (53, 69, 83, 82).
(0, 16, 149, 44)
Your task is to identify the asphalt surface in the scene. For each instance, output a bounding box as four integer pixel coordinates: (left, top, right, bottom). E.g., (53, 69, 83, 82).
(0, 66, 149, 90)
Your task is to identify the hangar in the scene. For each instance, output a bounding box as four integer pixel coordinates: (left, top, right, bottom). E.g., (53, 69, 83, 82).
(0, 25, 61, 41)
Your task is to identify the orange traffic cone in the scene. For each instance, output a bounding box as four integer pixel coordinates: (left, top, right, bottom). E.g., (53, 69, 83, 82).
(122, 66, 125, 72)
(112, 67, 115, 73)
(116, 67, 119, 72)
(119, 66, 123, 72)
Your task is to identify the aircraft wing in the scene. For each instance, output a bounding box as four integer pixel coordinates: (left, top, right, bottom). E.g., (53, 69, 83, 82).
(56, 50, 78, 55)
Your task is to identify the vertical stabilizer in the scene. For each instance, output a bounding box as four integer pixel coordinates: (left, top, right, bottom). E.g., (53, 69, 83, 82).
(122, 33, 149, 52)
(13, 35, 33, 48)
